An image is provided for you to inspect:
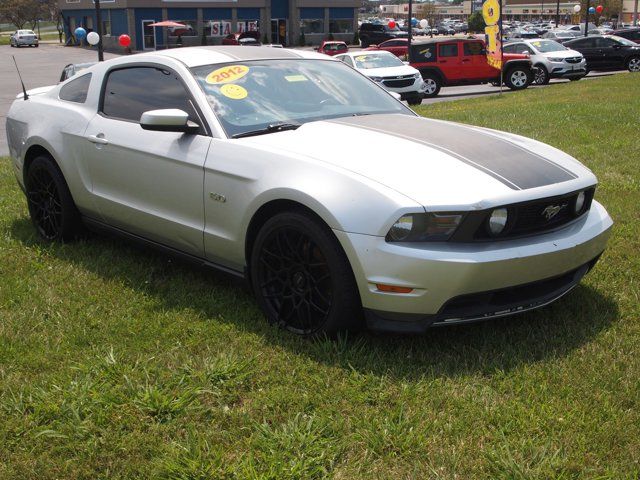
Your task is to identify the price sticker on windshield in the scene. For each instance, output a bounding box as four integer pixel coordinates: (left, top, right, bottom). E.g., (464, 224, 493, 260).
(206, 65, 250, 85)
(355, 55, 368, 62)
(220, 84, 248, 100)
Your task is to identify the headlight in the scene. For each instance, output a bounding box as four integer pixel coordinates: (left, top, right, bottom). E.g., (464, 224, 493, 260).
(370, 76, 384, 82)
(413, 73, 421, 79)
(548, 57, 564, 62)
(488, 208, 508, 236)
(386, 213, 463, 242)
(574, 191, 586, 214)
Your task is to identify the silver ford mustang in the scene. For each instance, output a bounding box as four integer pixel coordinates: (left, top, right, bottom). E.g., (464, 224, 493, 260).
(6, 46, 612, 336)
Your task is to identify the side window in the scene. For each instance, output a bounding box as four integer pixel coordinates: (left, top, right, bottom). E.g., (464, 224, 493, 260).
(439, 43, 458, 57)
(341, 56, 354, 67)
(463, 42, 484, 55)
(102, 67, 197, 123)
(571, 38, 594, 48)
(595, 37, 615, 48)
(59, 73, 92, 103)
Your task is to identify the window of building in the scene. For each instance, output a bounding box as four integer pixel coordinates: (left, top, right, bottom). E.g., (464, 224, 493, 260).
(207, 20, 232, 36)
(329, 19, 352, 33)
(236, 20, 259, 33)
(168, 20, 197, 37)
(101, 10, 111, 36)
(59, 73, 91, 103)
(300, 19, 324, 34)
(102, 67, 197, 123)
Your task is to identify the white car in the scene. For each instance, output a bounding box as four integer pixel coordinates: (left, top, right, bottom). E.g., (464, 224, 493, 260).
(6, 46, 612, 336)
(335, 50, 427, 105)
(10, 30, 39, 47)
(503, 39, 587, 84)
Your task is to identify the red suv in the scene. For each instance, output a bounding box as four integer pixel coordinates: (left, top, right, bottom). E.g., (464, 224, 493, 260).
(409, 38, 533, 97)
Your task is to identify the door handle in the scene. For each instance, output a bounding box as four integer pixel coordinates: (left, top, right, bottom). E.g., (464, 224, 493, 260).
(87, 134, 109, 145)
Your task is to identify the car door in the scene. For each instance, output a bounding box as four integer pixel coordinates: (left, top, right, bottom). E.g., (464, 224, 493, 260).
(462, 40, 495, 79)
(83, 65, 212, 257)
(568, 38, 600, 69)
(437, 42, 462, 81)
(596, 37, 625, 68)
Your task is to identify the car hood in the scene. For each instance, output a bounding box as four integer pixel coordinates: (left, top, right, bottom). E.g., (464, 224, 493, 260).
(358, 65, 418, 77)
(538, 48, 583, 58)
(239, 114, 595, 210)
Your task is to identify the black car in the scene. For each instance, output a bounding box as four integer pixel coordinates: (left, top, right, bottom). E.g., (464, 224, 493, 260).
(563, 35, 640, 72)
(358, 23, 408, 48)
(613, 28, 640, 44)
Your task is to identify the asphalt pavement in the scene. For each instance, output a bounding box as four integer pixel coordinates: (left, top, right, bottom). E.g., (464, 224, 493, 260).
(0, 43, 626, 156)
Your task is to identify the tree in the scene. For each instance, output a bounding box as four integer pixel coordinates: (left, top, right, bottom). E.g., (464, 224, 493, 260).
(44, 0, 64, 43)
(416, 2, 438, 33)
(467, 11, 486, 33)
(0, 0, 44, 30)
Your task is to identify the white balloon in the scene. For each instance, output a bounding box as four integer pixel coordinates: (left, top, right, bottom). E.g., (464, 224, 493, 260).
(87, 31, 100, 45)
(419, 19, 429, 28)
(573, 4, 581, 13)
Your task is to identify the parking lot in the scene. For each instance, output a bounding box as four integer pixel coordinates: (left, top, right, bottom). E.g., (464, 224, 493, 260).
(0, 43, 624, 155)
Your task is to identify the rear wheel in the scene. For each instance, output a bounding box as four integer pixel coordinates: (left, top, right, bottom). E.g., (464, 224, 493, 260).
(360, 36, 370, 48)
(25, 156, 83, 242)
(504, 66, 531, 90)
(627, 56, 640, 72)
(407, 95, 423, 106)
(421, 73, 441, 97)
(250, 211, 362, 336)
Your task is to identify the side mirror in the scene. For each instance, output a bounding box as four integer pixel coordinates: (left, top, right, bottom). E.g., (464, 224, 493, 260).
(140, 109, 199, 134)
(389, 91, 402, 101)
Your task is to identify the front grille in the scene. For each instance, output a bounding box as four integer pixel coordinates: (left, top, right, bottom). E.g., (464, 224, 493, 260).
(382, 76, 415, 88)
(450, 188, 596, 242)
(565, 57, 582, 63)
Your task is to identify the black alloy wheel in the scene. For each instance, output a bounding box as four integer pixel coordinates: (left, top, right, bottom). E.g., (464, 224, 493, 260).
(250, 212, 361, 336)
(26, 156, 82, 242)
(533, 65, 550, 85)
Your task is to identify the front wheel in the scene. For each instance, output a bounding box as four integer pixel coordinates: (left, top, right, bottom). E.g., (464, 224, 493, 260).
(421, 73, 441, 97)
(250, 212, 362, 336)
(360, 37, 370, 48)
(407, 95, 423, 106)
(533, 65, 550, 85)
(25, 156, 83, 242)
(504, 66, 531, 90)
(627, 56, 640, 72)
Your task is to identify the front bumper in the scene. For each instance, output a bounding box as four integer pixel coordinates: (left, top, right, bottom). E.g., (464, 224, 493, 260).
(377, 77, 426, 96)
(335, 200, 612, 332)
(549, 60, 587, 78)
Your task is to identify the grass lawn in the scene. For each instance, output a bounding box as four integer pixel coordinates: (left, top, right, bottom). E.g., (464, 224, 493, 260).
(1, 74, 639, 479)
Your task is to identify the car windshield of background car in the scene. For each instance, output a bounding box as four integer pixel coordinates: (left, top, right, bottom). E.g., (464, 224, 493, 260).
(353, 53, 404, 69)
(191, 59, 410, 138)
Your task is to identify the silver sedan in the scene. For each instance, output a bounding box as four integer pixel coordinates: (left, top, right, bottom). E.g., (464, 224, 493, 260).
(10, 30, 39, 47)
(6, 47, 612, 335)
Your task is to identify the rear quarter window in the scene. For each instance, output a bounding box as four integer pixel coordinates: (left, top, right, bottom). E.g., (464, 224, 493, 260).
(59, 73, 92, 103)
(411, 44, 436, 62)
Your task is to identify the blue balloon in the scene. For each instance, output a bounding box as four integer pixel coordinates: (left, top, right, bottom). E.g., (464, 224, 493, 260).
(74, 27, 86, 39)
(588, 6, 596, 13)
(411, 17, 418, 26)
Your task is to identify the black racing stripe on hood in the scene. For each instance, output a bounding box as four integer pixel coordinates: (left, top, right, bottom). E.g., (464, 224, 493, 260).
(329, 114, 577, 190)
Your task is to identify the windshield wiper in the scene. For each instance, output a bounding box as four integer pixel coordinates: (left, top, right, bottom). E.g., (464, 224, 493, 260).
(232, 123, 301, 139)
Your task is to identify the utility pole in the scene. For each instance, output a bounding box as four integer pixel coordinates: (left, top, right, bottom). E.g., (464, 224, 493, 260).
(408, 0, 413, 60)
(634, 0, 639, 26)
(94, 0, 104, 61)
(584, 0, 590, 36)
(555, 0, 560, 26)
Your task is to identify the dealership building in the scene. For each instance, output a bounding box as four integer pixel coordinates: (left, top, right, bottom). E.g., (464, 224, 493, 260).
(59, 0, 360, 50)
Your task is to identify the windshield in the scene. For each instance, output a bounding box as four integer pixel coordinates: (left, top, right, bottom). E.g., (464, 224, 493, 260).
(530, 40, 566, 52)
(353, 53, 404, 69)
(191, 59, 410, 138)
(609, 35, 637, 46)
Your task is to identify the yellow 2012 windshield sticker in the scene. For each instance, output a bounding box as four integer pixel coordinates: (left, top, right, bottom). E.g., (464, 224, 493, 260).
(220, 84, 248, 100)
(206, 65, 249, 85)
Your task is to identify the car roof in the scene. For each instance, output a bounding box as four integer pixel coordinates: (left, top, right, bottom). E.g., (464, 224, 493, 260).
(410, 37, 471, 45)
(144, 46, 327, 67)
(343, 50, 394, 57)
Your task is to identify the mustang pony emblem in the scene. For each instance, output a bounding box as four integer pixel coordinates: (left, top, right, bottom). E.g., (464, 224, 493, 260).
(542, 204, 567, 220)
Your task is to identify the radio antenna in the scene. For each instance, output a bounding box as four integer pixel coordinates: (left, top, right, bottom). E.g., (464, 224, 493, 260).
(11, 56, 29, 100)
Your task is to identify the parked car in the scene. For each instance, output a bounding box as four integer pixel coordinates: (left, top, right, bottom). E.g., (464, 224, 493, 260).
(9, 30, 38, 47)
(588, 27, 614, 35)
(6, 46, 612, 336)
(613, 28, 640, 44)
(503, 39, 586, 84)
(366, 38, 408, 58)
(335, 50, 426, 105)
(435, 25, 456, 35)
(542, 30, 581, 42)
(506, 29, 540, 40)
(317, 41, 348, 56)
(221, 31, 261, 46)
(358, 22, 408, 48)
(409, 38, 533, 97)
(60, 62, 97, 82)
(563, 35, 640, 72)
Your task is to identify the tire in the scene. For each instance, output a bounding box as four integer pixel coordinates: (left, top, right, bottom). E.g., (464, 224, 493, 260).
(569, 76, 582, 81)
(249, 211, 362, 336)
(35, 44, 39, 48)
(25, 156, 83, 242)
(533, 65, 550, 85)
(421, 72, 441, 97)
(627, 56, 640, 73)
(504, 66, 531, 90)
(407, 95, 423, 106)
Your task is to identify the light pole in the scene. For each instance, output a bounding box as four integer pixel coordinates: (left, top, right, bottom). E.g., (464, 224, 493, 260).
(94, 0, 104, 61)
(408, 0, 413, 60)
(555, 0, 560, 26)
(584, 0, 590, 36)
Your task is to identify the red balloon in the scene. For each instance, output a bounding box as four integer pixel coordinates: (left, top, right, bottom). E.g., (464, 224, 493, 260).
(595, 5, 604, 13)
(388, 20, 396, 29)
(118, 34, 131, 47)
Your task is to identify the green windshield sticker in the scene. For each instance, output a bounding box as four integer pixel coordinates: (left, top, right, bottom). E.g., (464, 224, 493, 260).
(285, 74, 308, 82)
